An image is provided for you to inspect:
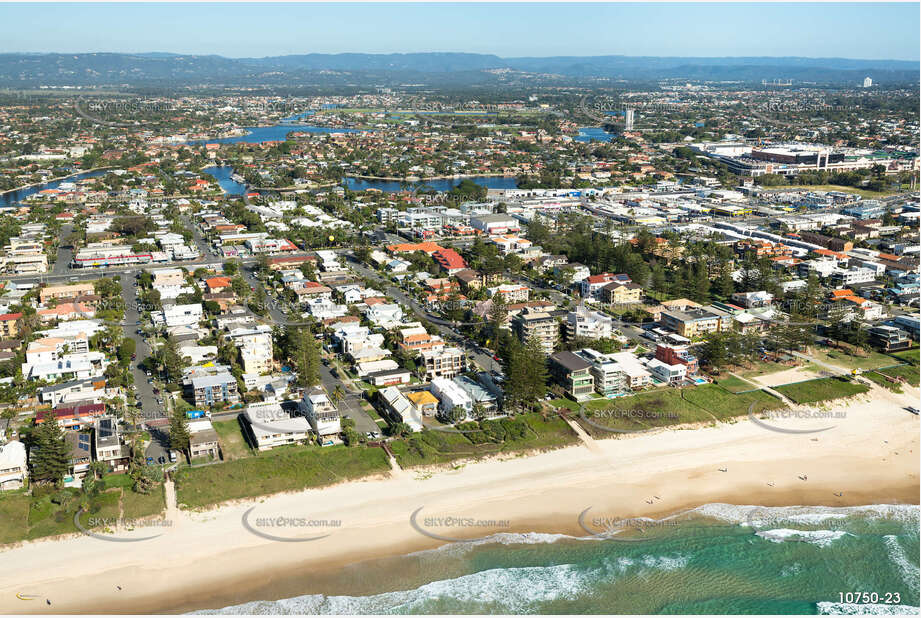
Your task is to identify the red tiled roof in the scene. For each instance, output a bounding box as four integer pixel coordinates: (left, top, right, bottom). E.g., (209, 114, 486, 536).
(433, 248, 467, 270)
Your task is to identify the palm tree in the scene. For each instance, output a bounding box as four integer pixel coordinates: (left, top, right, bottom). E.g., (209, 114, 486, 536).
(332, 385, 345, 406)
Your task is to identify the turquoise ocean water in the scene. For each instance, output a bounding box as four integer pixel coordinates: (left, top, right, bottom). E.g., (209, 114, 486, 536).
(198, 504, 919, 615)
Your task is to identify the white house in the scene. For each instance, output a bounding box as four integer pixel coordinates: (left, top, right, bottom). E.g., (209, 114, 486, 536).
(430, 377, 473, 419)
(0, 440, 27, 490)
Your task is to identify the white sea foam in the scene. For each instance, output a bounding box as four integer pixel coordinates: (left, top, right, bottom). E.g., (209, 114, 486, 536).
(692, 503, 919, 529)
(756, 528, 849, 547)
(780, 562, 802, 577)
(883, 534, 921, 596)
(196, 550, 691, 615)
(406, 531, 586, 559)
(817, 602, 921, 615)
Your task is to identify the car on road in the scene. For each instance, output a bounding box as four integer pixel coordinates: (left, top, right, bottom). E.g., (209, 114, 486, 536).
(145, 370, 152, 376)
(169, 451, 178, 462)
(492, 354, 501, 362)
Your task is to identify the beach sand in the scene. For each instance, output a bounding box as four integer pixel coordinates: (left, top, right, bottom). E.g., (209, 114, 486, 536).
(1, 384, 918, 614)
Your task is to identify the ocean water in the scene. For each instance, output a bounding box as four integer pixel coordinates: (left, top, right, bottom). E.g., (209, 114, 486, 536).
(197, 504, 919, 615)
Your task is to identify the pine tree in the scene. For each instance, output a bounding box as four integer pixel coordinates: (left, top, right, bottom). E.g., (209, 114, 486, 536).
(30, 421, 70, 486)
(169, 409, 191, 454)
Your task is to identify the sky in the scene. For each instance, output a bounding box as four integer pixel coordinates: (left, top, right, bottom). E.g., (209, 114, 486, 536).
(1, 2, 918, 61)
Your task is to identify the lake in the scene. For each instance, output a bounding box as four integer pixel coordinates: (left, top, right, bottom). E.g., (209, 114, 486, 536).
(187, 124, 364, 145)
(576, 127, 616, 143)
(201, 166, 247, 195)
(0, 169, 108, 208)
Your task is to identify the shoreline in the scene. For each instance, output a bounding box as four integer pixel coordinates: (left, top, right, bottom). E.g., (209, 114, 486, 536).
(0, 384, 917, 614)
(0, 166, 115, 197)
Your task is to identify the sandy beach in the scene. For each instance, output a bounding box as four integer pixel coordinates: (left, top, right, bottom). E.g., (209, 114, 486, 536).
(1, 383, 918, 615)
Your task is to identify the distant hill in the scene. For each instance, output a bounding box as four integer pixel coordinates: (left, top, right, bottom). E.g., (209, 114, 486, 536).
(0, 52, 915, 87)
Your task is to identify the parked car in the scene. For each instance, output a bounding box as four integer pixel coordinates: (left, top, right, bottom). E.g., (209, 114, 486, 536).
(169, 451, 177, 462)
(145, 457, 154, 465)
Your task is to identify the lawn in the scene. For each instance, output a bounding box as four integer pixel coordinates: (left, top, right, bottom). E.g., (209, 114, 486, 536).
(389, 413, 578, 469)
(568, 384, 785, 437)
(876, 365, 920, 388)
(889, 348, 919, 366)
(785, 184, 906, 199)
(174, 444, 390, 509)
(774, 377, 870, 404)
(212, 418, 252, 460)
(716, 375, 757, 393)
(737, 359, 802, 379)
(0, 492, 31, 545)
(121, 486, 166, 521)
(808, 348, 899, 372)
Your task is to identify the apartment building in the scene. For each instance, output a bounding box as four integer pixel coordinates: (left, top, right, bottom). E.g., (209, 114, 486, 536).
(512, 308, 558, 354)
(565, 305, 613, 340)
(226, 325, 274, 375)
(576, 349, 652, 395)
(548, 351, 595, 401)
(419, 346, 465, 380)
(0, 312, 22, 338)
(189, 371, 239, 407)
(660, 306, 730, 338)
(299, 388, 341, 436)
(487, 283, 530, 304)
(600, 281, 643, 305)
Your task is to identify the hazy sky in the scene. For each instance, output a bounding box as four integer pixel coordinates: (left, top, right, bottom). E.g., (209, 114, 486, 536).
(2, 2, 918, 60)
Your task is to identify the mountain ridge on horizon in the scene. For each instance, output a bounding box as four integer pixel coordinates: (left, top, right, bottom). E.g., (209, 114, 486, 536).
(0, 51, 915, 87)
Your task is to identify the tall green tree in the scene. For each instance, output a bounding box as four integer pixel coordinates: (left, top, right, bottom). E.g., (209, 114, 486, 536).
(169, 408, 191, 454)
(30, 421, 70, 486)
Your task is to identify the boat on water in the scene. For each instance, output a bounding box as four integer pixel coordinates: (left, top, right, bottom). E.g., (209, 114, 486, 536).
(230, 173, 246, 184)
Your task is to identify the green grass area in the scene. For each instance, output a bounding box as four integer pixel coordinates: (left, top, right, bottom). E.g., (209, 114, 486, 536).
(567, 384, 785, 437)
(389, 413, 578, 469)
(0, 482, 168, 546)
(774, 377, 870, 404)
(737, 359, 801, 379)
(716, 375, 757, 393)
(212, 418, 252, 460)
(876, 365, 920, 388)
(783, 184, 905, 199)
(121, 485, 166, 521)
(808, 348, 899, 372)
(174, 445, 390, 509)
(0, 492, 30, 545)
(889, 348, 920, 366)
